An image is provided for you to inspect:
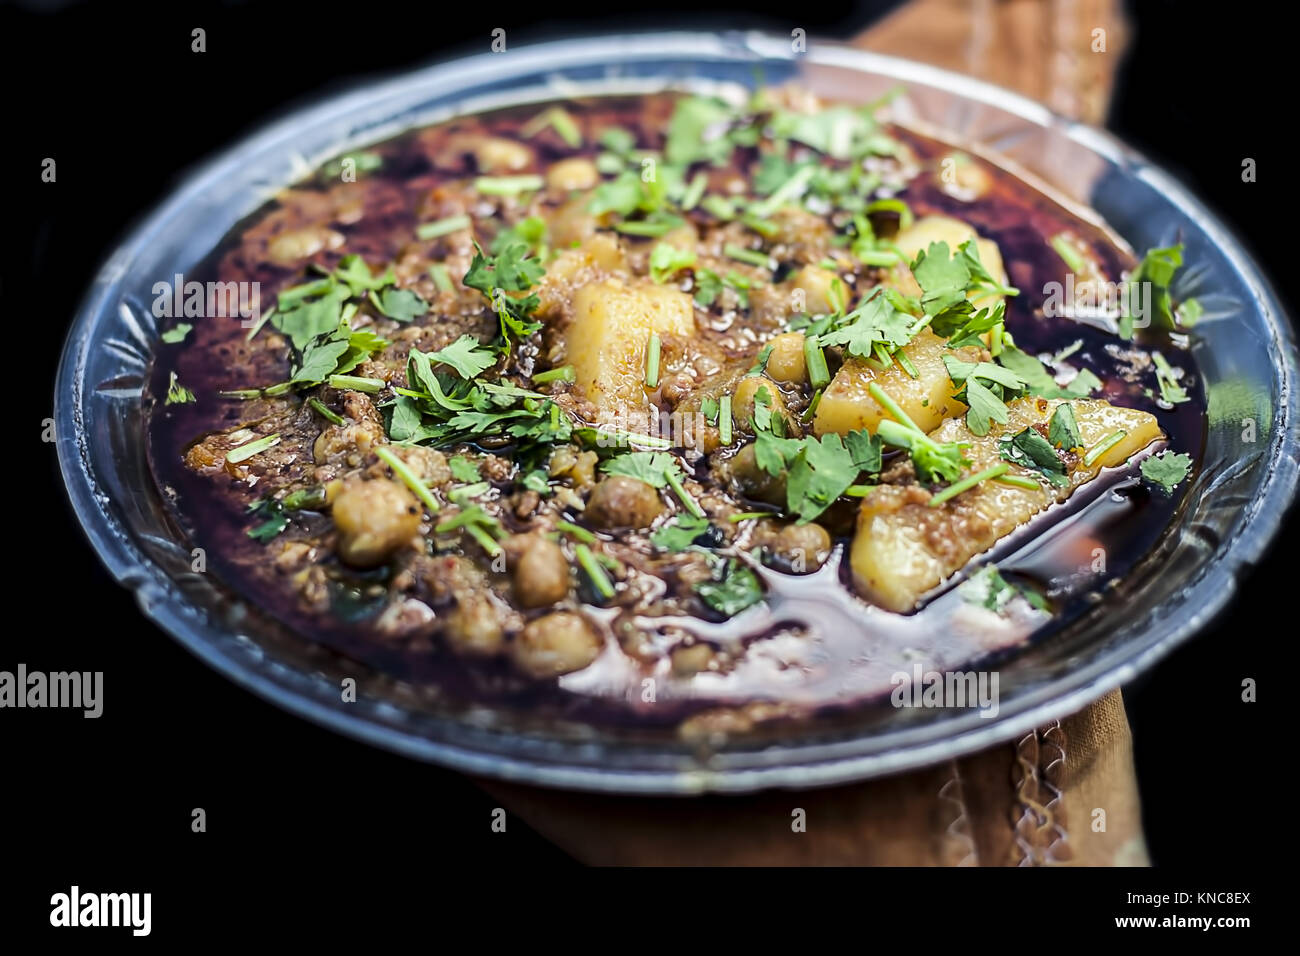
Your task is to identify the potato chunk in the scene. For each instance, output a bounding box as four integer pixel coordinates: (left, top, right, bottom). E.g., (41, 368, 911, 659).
(850, 397, 1162, 612)
(535, 233, 627, 321)
(567, 276, 695, 414)
(814, 329, 980, 437)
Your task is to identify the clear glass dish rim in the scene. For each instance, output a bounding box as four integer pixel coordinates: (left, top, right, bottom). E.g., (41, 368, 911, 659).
(54, 31, 1299, 793)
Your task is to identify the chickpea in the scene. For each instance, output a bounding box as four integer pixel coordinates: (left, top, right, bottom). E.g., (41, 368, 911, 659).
(513, 536, 571, 608)
(767, 522, 831, 573)
(935, 152, 993, 200)
(378, 445, 450, 486)
(545, 157, 599, 192)
(727, 445, 785, 505)
(313, 420, 384, 466)
(786, 265, 839, 315)
(267, 227, 344, 265)
(511, 612, 603, 678)
(671, 643, 715, 677)
(473, 137, 533, 173)
(445, 593, 505, 656)
(585, 475, 664, 529)
(731, 375, 788, 433)
(764, 332, 807, 384)
(331, 477, 421, 568)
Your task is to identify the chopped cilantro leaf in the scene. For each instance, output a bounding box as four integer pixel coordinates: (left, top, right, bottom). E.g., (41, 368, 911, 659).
(1141, 450, 1193, 494)
(999, 427, 1069, 486)
(335, 255, 396, 296)
(749, 411, 871, 522)
(694, 558, 763, 617)
(272, 283, 349, 351)
(818, 290, 915, 360)
(291, 324, 388, 385)
(930, 300, 1006, 349)
(694, 269, 723, 307)
(1152, 350, 1190, 404)
(292, 335, 352, 385)
(649, 242, 697, 284)
(1048, 403, 1082, 450)
(665, 96, 737, 166)
(875, 417, 969, 485)
(522, 468, 550, 493)
(942, 355, 1026, 392)
(246, 498, 288, 542)
(911, 241, 970, 316)
(997, 346, 1101, 399)
(490, 215, 548, 257)
(161, 323, 192, 344)
(942, 354, 1026, 436)
(650, 514, 711, 552)
(911, 239, 1018, 318)
(1121, 244, 1184, 339)
(464, 241, 545, 294)
(769, 105, 893, 161)
(387, 346, 570, 450)
(165, 371, 195, 405)
(448, 455, 481, 483)
(600, 451, 680, 488)
(962, 377, 1010, 437)
(463, 242, 545, 347)
(845, 429, 883, 474)
(428, 335, 497, 380)
(589, 171, 646, 217)
(784, 433, 862, 523)
(746, 344, 775, 378)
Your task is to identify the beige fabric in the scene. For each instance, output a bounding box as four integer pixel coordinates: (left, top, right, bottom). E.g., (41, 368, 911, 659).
(854, 0, 1130, 124)
(479, 690, 1147, 866)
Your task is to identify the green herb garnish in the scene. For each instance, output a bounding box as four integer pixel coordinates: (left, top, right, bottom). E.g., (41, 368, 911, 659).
(694, 558, 763, 617)
(463, 241, 545, 347)
(1152, 350, 1190, 404)
(226, 432, 280, 464)
(1140, 450, 1193, 494)
(1120, 244, 1184, 339)
(427, 335, 497, 380)
(575, 543, 616, 601)
(650, 513, 711, 552)
(1048, 403, 1082, 450)
(416, 214, 471, 240)
(161, 323, 192, 344)
(649, 242, 696, 284)
(999, 428, 1069, 486)
(448, 455, 481, 483)
(165, 371, 196, 405)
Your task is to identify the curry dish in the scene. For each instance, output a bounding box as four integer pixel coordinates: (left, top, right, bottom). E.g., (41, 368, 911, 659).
(148, 90, 1204, 733)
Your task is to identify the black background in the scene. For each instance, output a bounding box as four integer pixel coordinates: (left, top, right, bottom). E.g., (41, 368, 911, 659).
(2, 0, 1286, 923)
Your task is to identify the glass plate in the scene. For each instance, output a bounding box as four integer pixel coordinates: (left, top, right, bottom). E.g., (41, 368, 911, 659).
(55, 32, 1298, 793)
